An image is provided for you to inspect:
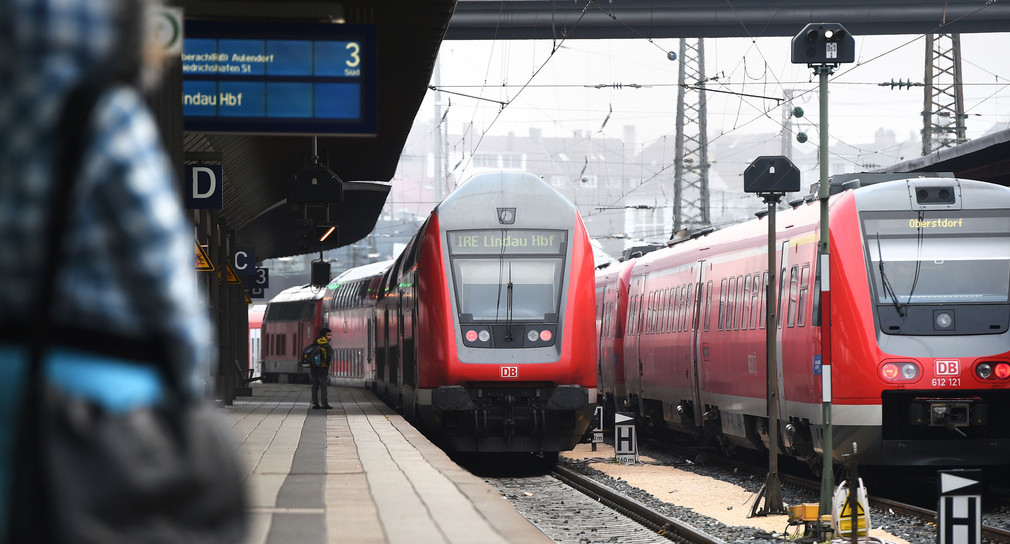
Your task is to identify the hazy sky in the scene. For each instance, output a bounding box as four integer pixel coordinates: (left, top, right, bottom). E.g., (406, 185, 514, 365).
(416, 32, 1010, 175)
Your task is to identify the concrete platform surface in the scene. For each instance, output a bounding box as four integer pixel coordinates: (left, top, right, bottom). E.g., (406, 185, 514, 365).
(220, 383, 552, 544)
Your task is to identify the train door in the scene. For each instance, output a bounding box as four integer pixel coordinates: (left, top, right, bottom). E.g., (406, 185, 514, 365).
(626, 274, 646, 416)
(688, 261, 706, 428)
(597, 283, 615, 404)
(387, 291, 401, 409)
(376, 307, 390, 398)
(774, 241, 789, 421)
(366, 317, 375, 385)
(397, 287, 414, 414)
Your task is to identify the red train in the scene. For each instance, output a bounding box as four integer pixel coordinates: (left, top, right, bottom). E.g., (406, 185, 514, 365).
(330, 171, 598, 459)
(259, 283, 326, 383)
(322, 259, 393, 384)
(596, 175, 1010, 468)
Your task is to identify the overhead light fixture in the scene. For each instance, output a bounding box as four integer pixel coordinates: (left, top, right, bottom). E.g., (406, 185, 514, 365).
(320, 226, 336, 242)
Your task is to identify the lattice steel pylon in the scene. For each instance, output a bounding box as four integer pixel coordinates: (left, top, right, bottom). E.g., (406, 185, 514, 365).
(673, 38, 710, 234)
(922, 33, 967, 155)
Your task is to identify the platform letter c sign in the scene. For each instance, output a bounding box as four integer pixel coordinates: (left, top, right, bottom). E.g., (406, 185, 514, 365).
(185, 164, 223, 210)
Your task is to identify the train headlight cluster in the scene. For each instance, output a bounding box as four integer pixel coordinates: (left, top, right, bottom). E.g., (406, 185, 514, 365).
(463, 328, 492, 347)
(879, 361, 920, 382)
(523, 326, 554, 346)
(975, 361, 1010, 381)
(462, 325, 556, 347)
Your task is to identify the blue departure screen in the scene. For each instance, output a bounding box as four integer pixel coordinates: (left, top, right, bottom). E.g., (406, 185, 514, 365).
(182, 21, 375, 135)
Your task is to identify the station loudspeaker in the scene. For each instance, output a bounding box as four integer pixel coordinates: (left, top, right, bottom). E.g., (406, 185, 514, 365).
(311, 260, 330, 288)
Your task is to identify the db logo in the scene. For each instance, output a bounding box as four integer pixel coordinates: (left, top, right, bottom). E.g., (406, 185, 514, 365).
(936, 360, 960, 375)
(500, 366, 519, 378)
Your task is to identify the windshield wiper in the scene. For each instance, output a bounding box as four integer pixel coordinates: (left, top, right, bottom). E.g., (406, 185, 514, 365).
(505, 264, 514, 341)
(876, 234, 906, 317)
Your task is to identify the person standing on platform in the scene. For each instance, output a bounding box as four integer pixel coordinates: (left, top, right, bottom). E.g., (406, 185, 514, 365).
(0, 0, 245, 542)
(311, 328, 334, 409)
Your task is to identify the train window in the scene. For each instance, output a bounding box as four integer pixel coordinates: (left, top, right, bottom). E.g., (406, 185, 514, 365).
(644, 292, 652, 334)
(659, 288, 666, 333)
(657, 289, 664, 334)
(451, 256, 563, 322)
(448, 229, 566, 323)
(607, 301, 615, 338)
(655, 290, 662, 334)
(686, 284, 694, 333)
(787, 265, 799, 327)
(622, 296, 630, 335)
(741, 274, 751, 330)
(750, 275, 761, 329)
(671, 286, 679, 332)
(759, 271, 768, 329)
(629, 295, 639, 335)
(717, 278, 727, 331)
(862, 211, 1010, 305)
(798, 265, 811, 327)
(726, 277, 736, 331)
(734, 275, 745, 331)
(679, 284, 688, 331)
(674, 284, 682, 333)
(684, 284, 692, 331)
(703, 280, 712, 332)
(778, 268, 787, 328)
(635, 295, 643, 335)
(659, 289, 667, 333)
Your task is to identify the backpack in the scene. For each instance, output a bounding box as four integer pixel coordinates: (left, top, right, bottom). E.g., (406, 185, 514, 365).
(301, 343, 322, 367)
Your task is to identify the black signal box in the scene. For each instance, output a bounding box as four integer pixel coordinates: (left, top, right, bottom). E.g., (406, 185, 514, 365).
(791, 23, 855, 65)
(744, 156, 801, 194)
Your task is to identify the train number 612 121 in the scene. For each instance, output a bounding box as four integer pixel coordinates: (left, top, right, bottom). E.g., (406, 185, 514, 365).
(932, 378, 961, 387)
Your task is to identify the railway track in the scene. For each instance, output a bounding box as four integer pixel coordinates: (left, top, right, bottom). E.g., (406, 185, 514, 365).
(551, 464, 728, 544)
(563, 438, 1010, 544)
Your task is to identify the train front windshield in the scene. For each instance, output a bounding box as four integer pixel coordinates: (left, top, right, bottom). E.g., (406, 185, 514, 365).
(447, 229, 567, 321)
(862, 212, 1010, 305)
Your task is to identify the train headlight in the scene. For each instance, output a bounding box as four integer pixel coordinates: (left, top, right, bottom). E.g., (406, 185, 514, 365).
(527, 330, 539, 342)
(478, 329, 491, 342)
(934, 311, 954, 330)
(975, 361, 1010, 380)
(997, 363, 1010, 379)
(540, 329, 552, 342)
(880, 361, 920, 382)
(465, 330, 479, 342)
(976, 362, 992, 379)
(901, 364, 919, 380)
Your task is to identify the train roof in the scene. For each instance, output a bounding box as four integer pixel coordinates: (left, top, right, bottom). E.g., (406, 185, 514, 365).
(267, 283, 325, 303)
(435, 171, 578, 229)
(248, 304, 266, 328)
(328, 259, 394, 287)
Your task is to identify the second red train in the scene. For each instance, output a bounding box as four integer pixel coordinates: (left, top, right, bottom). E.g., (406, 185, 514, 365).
(596, 175, 1010, 469)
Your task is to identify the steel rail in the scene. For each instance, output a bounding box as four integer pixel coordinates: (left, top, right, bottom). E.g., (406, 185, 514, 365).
(552, 464, 729, 544)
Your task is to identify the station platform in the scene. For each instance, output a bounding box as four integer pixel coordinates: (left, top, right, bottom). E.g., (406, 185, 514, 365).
(221, 382, 552, 544)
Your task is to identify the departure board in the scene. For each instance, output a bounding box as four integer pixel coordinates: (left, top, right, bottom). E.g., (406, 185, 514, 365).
(182, 21, 376, 135)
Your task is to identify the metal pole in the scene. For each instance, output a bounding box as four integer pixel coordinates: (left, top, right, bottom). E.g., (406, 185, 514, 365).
(816, 64, 835, 516)
(763, 195, 784, 514)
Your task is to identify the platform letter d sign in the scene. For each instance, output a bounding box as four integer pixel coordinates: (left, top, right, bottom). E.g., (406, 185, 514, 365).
(185, 164, 223, 210)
